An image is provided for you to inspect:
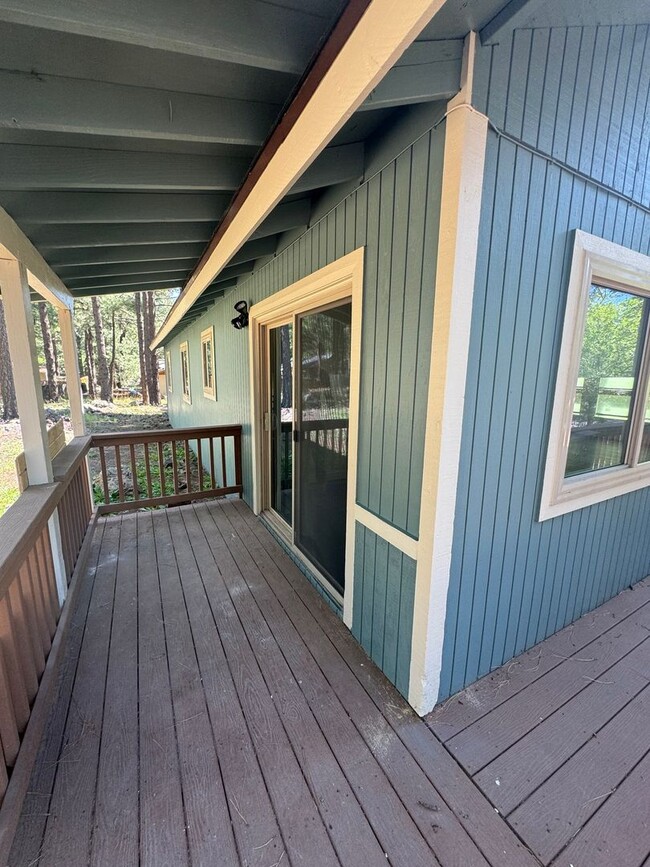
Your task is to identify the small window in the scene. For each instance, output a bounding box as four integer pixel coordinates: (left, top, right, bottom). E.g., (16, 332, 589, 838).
(201, 326, 216, 400)
(180, 341, 191, 404)
(540, 231, 650, 520)
(165, 349, 172, 393)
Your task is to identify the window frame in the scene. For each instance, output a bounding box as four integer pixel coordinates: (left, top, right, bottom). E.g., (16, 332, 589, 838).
(200, 326, 216, 400)
(180, 341, 191, 404)
(540, 231, 650, 521)
(165, 349, 172, 393)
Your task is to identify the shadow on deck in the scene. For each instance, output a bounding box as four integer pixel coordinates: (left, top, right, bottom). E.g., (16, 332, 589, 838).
(9, 499, 534, 867)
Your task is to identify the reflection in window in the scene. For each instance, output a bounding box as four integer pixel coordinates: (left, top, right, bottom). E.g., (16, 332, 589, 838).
(565, 285, 647, 478)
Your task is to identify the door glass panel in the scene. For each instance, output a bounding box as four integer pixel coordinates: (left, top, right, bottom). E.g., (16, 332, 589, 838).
(269, 323, 293, 526)
(297, 302, 351, 593)
(565, 285, 647, 477)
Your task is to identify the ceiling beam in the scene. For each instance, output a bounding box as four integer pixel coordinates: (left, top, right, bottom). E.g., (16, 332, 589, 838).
(56, 258, 199, 280)
(228, 235, 278, 266)
(359, 40, 462, 110)
(154, 0, 447, 348)
(251, 198, 312, 239)
(0, 206, 72, 308)
(33, 222, 213, 249)
(48, 242, 207, 268)
(0, 0, 334, 74)
(71, 279, 184, 297)
(0, 191, 232, 224)
(0, 144, 250, 190)
(0, 71, 278, 146)
(65, 269, 190, 291)
(480, 0, 541, 43)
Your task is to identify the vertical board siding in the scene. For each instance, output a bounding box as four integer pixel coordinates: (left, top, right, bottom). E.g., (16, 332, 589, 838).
(439, 25, 650, 700)
(166, 121, 445, 540)
(351, 522, 416, 697)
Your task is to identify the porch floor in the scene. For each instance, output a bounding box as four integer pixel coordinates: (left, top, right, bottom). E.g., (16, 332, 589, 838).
(428, 575, 650, 867)
(9, 498, 535, 867)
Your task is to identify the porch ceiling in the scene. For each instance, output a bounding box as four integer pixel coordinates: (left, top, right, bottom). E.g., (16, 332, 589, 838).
(0, 0, 517, 317)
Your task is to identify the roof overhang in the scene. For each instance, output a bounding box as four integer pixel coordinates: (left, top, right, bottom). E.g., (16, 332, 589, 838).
(151, 0, 449, 348)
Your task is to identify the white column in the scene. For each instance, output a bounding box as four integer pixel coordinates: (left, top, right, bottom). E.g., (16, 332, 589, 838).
(59, 305, 86, 436)
(408, 33, 489, 714)
(0, 256, 68, 604)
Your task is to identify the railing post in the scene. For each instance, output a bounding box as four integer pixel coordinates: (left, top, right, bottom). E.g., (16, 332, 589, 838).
(0, 257, 68, 604)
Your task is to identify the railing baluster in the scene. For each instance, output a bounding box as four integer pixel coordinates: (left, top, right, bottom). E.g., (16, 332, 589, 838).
(0, 648, 20, 767)
(197, 439, 204, 492)
(209, 437, 216, 489)
(0, 597, 30, 732)
(157, 441, 166, 497)
(130, 443, 139, 501)
(184, 438, 192, 494)
(6, 583, 39, 702)
(37, 529, 59, 633)
(144, 444, 153, 499)
(16, 568, 45, 679)
(115, 445, 125, 502)
(100, 446, 110, 506)
(234, 431, 242, 492)
(221, 436, 228, 488)
(26, 550, 51, 657)
(172, 441, 180, 494)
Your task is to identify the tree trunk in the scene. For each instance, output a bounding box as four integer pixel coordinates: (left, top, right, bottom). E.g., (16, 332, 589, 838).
(134, 292, 148, 404)
(0, 299, 17, 420)
(143, 292, 159, 405)
(85, 327, 96, 400)
(91, 296, 111, 401)
(109, 308, 117, 394)
(38, 301, 58, 402)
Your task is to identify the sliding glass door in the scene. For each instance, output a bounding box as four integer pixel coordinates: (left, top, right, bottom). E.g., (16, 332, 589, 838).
(266, 301, 351, 594)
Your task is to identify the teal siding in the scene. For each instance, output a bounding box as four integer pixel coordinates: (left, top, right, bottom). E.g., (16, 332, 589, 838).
(440, 25, 650, 699)
(166, 106, 445, 540)
(351, 523, 416, 698)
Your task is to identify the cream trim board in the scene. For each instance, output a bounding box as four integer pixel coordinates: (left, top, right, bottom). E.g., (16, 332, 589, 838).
(354, 506, 419, 561)
(407, 43, 489, 715)
(249, 248, 364, 625)
(200, 325, 217, 400)
(539, 231, 650, 521)
(165, 349, 173, 393)
(180, 340, 191, 404)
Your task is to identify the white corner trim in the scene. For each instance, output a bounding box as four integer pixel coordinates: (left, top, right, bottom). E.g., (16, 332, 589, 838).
(354, 506, 419, 561)
(408, 35, 488, 715)
(539, 231, 650, 521)
(248, 248, 364, 628)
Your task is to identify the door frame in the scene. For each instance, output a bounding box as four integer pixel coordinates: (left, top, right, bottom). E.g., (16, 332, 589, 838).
(249, 248, 364, 619)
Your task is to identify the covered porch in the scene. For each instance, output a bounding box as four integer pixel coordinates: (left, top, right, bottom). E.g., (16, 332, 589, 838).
(5, 496, 534, 867)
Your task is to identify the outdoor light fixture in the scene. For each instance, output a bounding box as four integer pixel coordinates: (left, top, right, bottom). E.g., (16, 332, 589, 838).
(231, 300, 249, 330)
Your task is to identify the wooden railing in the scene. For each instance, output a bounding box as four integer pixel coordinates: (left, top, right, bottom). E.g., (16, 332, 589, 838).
(90, 424, 243, 514)
(0, 437, 94, 830)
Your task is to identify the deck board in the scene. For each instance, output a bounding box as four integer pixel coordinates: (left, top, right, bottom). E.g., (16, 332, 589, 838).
(426, 574, 650, 867)
(9, 500, 536, 867)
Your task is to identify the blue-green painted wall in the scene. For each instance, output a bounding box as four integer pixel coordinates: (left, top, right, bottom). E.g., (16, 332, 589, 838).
(439, 24, 650, 699)
(352, 523, 416, 697)
(165, 104, 446, 691)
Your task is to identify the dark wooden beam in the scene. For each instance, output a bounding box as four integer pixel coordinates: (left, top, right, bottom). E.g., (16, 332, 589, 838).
(0, 191, 231, 224)
(71, 279, 184, 297)
(481, 0, 541, 43)
(360, 40, 462, 110)
(0, 71, 278, 146)
(33, 222, 213, 249)
(251, 198, 312, 239)
(56, 258, 199, 280)
(0, 145, 250, 191)
(65, 270, 190, 291)
(0, 0, 337, 74)
(48, 242, 207, 267)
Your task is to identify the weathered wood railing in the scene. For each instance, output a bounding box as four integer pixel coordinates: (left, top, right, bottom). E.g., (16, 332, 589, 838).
(90, 424, 243, 514)
(0, 436, 95, 839)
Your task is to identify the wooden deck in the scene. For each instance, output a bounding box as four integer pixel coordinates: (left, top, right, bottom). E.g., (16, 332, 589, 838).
(9, 498, 536, 867)
(428, 576, 650, 867)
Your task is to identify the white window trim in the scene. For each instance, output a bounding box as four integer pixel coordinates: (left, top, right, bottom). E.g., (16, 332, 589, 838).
(180, 340, 191, 404)
(200, 326, 216, 400)
(540, 230, 650, 521)
(165, 349, 172, 393)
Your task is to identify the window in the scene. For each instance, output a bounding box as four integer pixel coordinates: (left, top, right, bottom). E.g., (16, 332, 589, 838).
(200, 326, 216, 399)
(180, 341, 191, 403)
(540, 231, 650, 520)
(165, 349, 172, 393)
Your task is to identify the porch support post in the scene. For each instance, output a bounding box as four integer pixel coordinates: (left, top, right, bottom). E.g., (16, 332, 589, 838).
(408, 32, 488, 714)
(59, 305, 86, 436)
(0, 256, 68, 604)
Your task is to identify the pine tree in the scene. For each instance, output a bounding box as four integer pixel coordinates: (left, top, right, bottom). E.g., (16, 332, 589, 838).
(0, 298, 17, 419)
(91, 296, 111, 401)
